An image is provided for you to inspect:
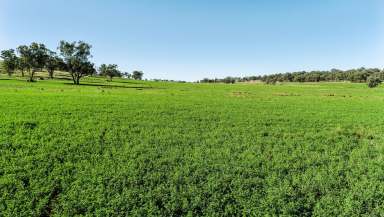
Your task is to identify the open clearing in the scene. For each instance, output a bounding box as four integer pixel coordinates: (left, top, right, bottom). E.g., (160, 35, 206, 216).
(1, 77, 384, 216)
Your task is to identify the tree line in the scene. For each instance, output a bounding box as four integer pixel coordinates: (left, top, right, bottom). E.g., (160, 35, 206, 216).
(199, 68, 384, 87)
(0, 41, 144, 84)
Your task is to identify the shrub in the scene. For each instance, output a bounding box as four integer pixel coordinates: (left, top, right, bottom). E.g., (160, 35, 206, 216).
(367, 76, 381, 88)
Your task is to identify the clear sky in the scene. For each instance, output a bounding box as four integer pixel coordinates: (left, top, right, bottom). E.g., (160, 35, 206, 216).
(1, 0, 384, 81)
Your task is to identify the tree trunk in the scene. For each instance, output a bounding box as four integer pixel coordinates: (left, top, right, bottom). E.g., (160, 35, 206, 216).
(28, 70, 35, 82)
(70, 72, 76, 84)
(21, 69, 24, 77)
(49, 69, 54, 79)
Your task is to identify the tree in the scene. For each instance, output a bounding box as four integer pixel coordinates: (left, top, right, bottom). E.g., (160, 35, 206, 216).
(223, 76, 236, 84)
(132, 70, 143, 80)
(58, 40, 94, 85)
(26, 43, 49, 82)
(367, 76, 381, 88)
(98, 64, 108, 77)
(46, 50, 63, 79)
(17, 45, 32, 78)
(0, 49, 18, 76)
(79, 61, 96, 83)
(16, 56, 28, 77)
(122, 72, 131, 79)
(99, 64, 121, 81)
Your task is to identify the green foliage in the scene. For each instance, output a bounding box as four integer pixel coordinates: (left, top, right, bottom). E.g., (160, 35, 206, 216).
(1, 79, 384, 216)
(45, 50, 64, 79)
(0, 49, 18, 76)
(99, 64, 121, 81)
(367, 76, 381, 88)
(0, 60, 4, 74)
(16, 43, 50, 81)
(58, 40, 94, 85)
(201, 68, 384, 84)
(132, 70, 144, 80)
(16, 45, 31, 77)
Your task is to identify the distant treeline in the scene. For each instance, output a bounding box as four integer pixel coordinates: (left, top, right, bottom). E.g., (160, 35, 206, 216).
(199, 68, 384, 87)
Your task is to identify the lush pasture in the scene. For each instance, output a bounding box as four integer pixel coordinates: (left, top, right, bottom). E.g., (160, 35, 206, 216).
(1, 77, 384, 216)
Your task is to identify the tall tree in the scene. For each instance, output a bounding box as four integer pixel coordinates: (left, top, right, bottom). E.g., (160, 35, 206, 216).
(132, 70, 144, 80)
(58, 40, 94, 85)
(17, 45, 31, 78)
(0, 49, 18, 76)
(27, 43, 49, 82)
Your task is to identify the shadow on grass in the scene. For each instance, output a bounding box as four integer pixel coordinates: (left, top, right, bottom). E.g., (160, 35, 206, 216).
(54, 77, 73, 81)
(63, 82, 155, 89)
(111, 80, 146, 85)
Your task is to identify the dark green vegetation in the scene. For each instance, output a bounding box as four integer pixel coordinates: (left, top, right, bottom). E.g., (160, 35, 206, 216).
(1, 76, 384, 216)
(200, 68, 384, 88)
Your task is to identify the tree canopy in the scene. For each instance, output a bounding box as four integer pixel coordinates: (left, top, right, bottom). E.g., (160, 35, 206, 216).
(132, 70, 144, 80)
(58, 40, 95, 84)
(0, 49, 18, 76)
(99, 64, 121, 81)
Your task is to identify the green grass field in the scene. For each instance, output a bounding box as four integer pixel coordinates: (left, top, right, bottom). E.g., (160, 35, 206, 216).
(1, 76, 384, 216)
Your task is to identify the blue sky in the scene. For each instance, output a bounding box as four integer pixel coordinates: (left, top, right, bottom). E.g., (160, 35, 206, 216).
(1, 0, 384, 81)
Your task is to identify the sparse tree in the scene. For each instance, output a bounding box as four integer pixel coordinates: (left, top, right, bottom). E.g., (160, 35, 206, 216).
(46, 50, 62, 79)
(98, 64, 108, 77)
(17, 45, 32, 78)
(132, 70, 143, 80)
(99, 64, 121, 81)
(16, 56, 28, 77)
(122, 72, 131, 79)
(0, 49, 18, 76)
(58, 40, 94, 85)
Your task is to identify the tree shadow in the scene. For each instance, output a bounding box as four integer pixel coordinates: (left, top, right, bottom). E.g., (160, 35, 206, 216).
(54, 77, 73, 81)
(112, 80, 146, 85)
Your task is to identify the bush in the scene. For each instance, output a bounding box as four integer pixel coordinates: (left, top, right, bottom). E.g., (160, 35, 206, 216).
(367, 76, 381, 88)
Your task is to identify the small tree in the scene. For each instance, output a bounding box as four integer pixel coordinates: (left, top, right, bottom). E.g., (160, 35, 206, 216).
(122, 72, 131, 79)
(46, 50, 63, 79)
(17, 45, 31, 77)
(132, 70, 143, 80)
(99, 64, 108, 77)
(99, 64, 121, 81)
(79, 61, 96, 83)
(0, 49, 18, 76)
(367, 76, 381, 88)
(58, 40, 94, 85)
(223, 76, 236, 84)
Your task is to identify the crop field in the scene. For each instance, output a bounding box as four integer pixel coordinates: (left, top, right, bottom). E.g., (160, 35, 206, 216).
(1, 77, 384, 216)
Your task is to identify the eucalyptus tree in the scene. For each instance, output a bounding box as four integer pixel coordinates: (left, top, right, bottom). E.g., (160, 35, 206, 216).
(122, 72, 132, 79)
(99, 64, 121, 81)
(16, 56, 28, 77)
(17, 45, 31, 78)
(46, 50, 63, 79)
(27, 43, 49, 82)
(58, 40, 94, 84)
(0, 49, 18, 76)
(132, 70, 144, 80)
